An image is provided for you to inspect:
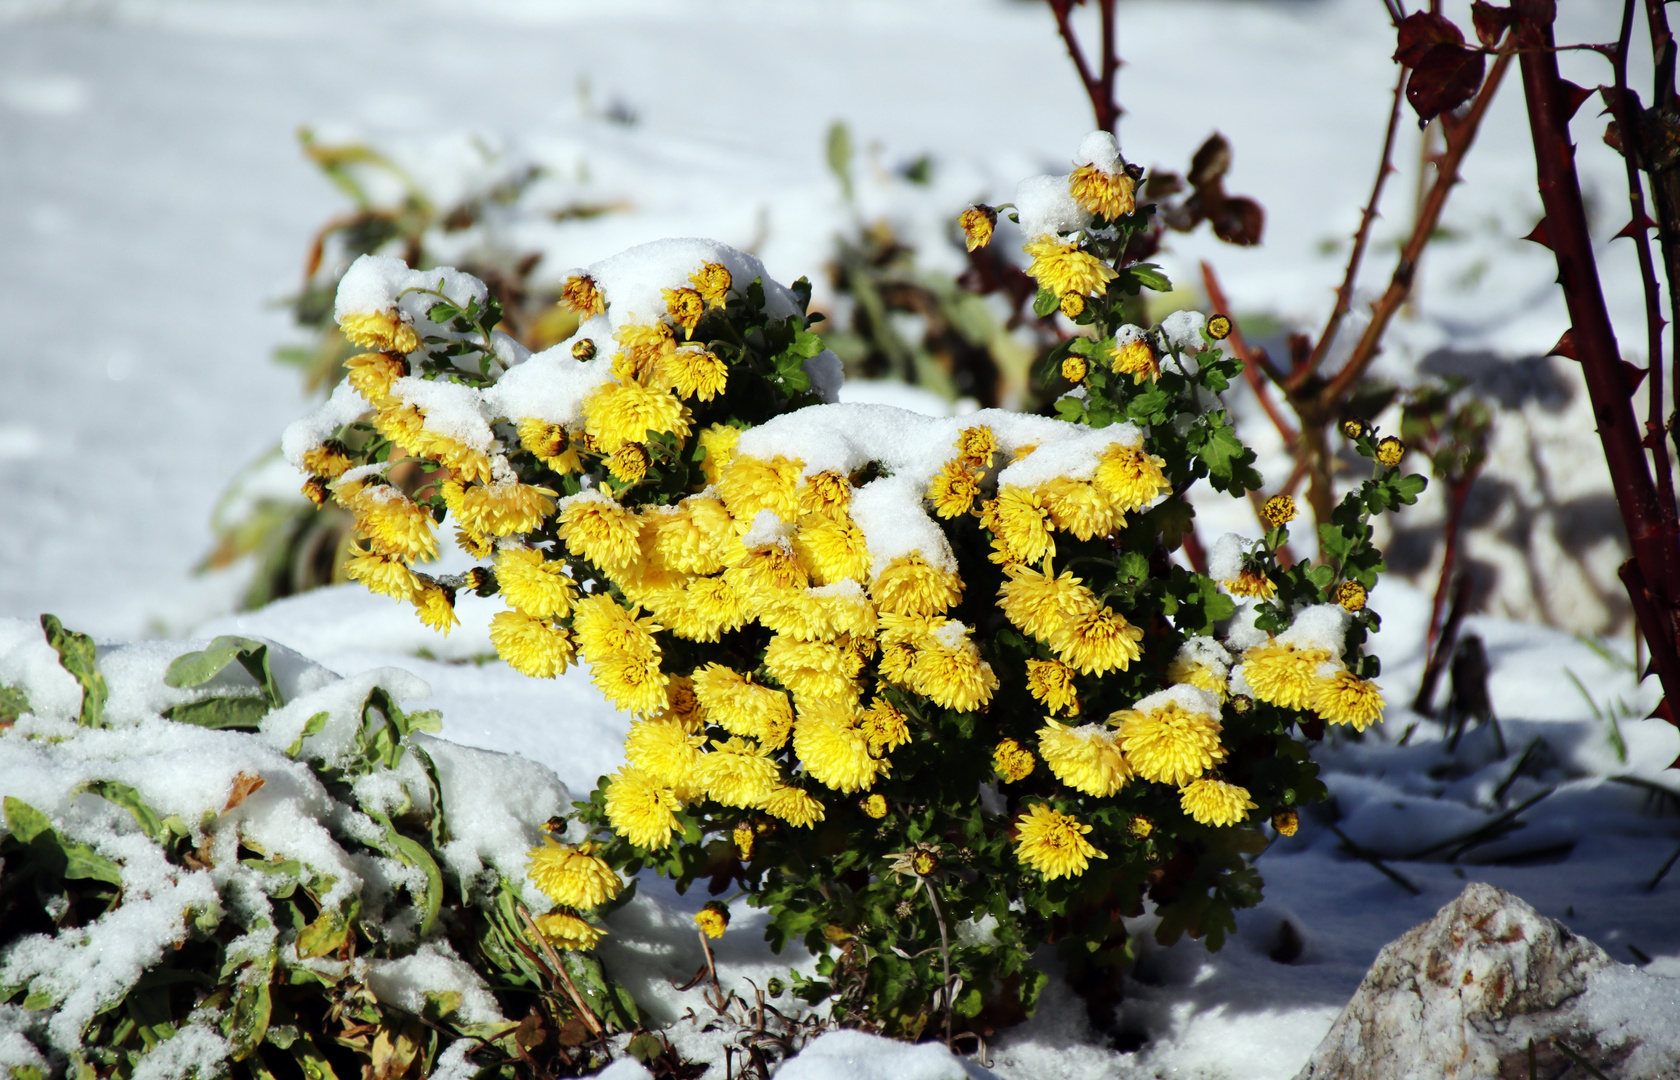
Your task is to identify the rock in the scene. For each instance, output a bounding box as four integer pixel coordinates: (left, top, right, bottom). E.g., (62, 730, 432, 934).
(1294, 882, 1677, 1080)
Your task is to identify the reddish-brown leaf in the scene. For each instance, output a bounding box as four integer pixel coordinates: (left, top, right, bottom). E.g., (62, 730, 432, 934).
(1187, 133, 1232, 188)
(1406, 43, 1487, 122)
(1470, 2, 1513, 48)
(1395, 11, 1465, 67)
(1210, 196, 1266, 247)
(223, 772, 266, 812)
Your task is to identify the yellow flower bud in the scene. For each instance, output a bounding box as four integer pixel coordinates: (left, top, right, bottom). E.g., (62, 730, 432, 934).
(1060, 293, 1086, 319)
(1206, 314, 1232, 340)
(1272, 808, 1300, 837)
(1261, 494, 1297, 528)
(959, 206, 996, 252)
(1376, 437, 1405, 467)
(1061, 355, 1089, 383)
(1334, 580, 1368, 612)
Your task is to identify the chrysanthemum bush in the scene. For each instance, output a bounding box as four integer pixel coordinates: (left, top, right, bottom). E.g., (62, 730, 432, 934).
(284, 130, 1424, 1040)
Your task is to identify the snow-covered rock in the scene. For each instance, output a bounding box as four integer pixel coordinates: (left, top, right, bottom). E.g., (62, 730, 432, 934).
(1294, 882, 1679, 1080)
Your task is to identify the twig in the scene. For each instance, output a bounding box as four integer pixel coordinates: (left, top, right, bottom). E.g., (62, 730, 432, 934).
(1552, 1038, 1614, 1080)
(1318, 43, 1514, 411)
(516, 904, 607, 1041)
(1646, 840, 1680, 891)
(1201, 261, 1299, 445)
(1327, 823, 1423, 894)
(1047, 0, 1122, 133)
(1491, 737, 1544, 806)
(1413, 563, 1472, 716)
(1426, 473, 1479, 660)
(1299, 64, 1408, 384)
(1402, 786, 1555, 861)
(921, 877, 955, 1050)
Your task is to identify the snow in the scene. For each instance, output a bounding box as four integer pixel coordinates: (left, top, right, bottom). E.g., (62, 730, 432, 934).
(1072, 131, 1122, 174)
(363, 941, 505, 1025)
(1013, 173, 1088, 240)
(1128, 683, 1222, 721)
(6, 0, 1680, 1076)
(333, 252, 489, 324)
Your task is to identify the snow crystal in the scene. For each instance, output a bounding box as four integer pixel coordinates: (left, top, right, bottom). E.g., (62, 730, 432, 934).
(129, 1023, 233, 1080)
(1208, 533, 1250, 583)
(258, 667, 431, 769)
(0, 1006, 49, 1074)
(583, 238, 801, 330)
(994, 422, 1141, 490)
(1114, 323, 1146, 348)
(281, 379, 370, 470)
(334, 253, 489, 324)
(1161, 310, 1207, 351)
(1013, 173, 1089, 239)
(1073, 130, 1123, 173)
(931, 620, 969, 649)
(1128, 683, 1222, 720)
(1222, 599, 1271, 653)
(804, 348, 844, 404)
(851, 474, 958, 578)
(1278, 604, 1351, 654)
(420, 734, 568, 910)
(432, 1040, 483, 1080)
(391, 375, 498, 452)
(491, 329, 530, 369)
(586, 1060, 654, 1080)
(773, 1030, 995, 1080)
(364, 941, 506, 1024)
(0, 618, 83, 722)
(1175, 636, 1231, 677)
(741, 509, 795, 547)
(481, 316, 615, 427)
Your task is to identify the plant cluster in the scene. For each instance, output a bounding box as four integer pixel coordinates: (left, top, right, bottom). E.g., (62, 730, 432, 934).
(284, 130, 1425, 1040)
(0, 619, 658, 1080)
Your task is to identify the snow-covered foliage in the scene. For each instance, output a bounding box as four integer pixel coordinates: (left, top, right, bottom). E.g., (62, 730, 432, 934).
(0, 616, 646, 1080)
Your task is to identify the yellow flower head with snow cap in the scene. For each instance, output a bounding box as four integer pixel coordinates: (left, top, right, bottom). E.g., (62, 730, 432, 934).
(1067, 131, 1136, 220)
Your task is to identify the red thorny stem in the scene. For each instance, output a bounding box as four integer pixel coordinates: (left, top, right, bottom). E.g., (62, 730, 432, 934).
(1514, 0, 1680, 741)
(1048, 0, 1122, 133)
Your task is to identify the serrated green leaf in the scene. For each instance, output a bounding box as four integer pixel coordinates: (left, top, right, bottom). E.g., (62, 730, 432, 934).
(41, 615, 106, 728)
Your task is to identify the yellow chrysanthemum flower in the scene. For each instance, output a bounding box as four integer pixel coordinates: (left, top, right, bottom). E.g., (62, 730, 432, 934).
(1068, 162, 1136, 220)
(607, 442, 650, 484)
(1092, 442, 1171, 512)
(998, 564, 1098, 642)
(344, 549, 422, 602)
(612, 322, 677, 383)
(488, 611, 575, 678)
(340, 310, 420, 354)
(494, 547, 575, 619)
(658, 575, 748, 643)
(656, 346, 728, 401)
(1026, 657, 1080, 715)
(697, 423, 742, 486)
(571, 593, 660, 658)
(1241, 642, 1335, 710)
(692, 664, 795, 747)
(798, 470, 853, 519)
(1037, 477, 1122, 541)
(561, 274, 606, 316)
(698, 737, 780, 808)
(1223, 567, 1277, 600)
(527, 839, 623, 911)
(690, 262, 732, 308)
(557, 493, 642, 573)
(733, 821, 755, 859)
(413, 583, 458, 634)
(350, 485, 437, 562)
(640, 499, 730, 575)
(859, 698, 910, 754)
(515, 417, 583, 475)
(726, 541, 810, 602)
(1313, 670, 1384, 731)
(927, 460, 982, 520)
(765, 636, 861, 705)
(1013, 803, 1105, 880)
(1167, 658, 1228, 703)
(604, 767, 681, 849)
(868, 552, 963, 616)
(717, 454, 803, 522)
(695, 902, 730, 939)
(663, 287, 706, 335)
(907, 637, 997, 712)
(1110, 338, 1159, 384)
(1179, 778, 1257, 827)
(301, 441, 353, 481)
(794, 516, 872, 585)
(625, 718, 706, 799)
(862, 792, 888, 818)
(454, 481, 555, 538)
(1060, 293, 1086, 319)
(583, 380, 691, 453)
(764, 785, 825, 827)
(993, 737, 1036, 783)
(957, 425, 998, 465)
(345, 353, 406, 408)
(792, 700, 885, 793)
(1038, 721, 1131, 797)
(1114, 699, 1226, 787)
(959, 206, 996, 251)
(591, 651, 669, 715)
(1022, 235, 1118, 299)
(1050, 607, 1143, 675)
(534, 911, 604, 951)
(988, 485, 1055, 566)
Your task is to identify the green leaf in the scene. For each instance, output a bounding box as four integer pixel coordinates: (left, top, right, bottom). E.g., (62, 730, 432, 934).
(4, 797, 53, 844)
(76, 781, 175, 845)
(287, 712, 330, 757)
(164, 636, 282, 709)
(1118, 263, 1172, 293)
(63, 843, 125, 887)
(295, 909, 353, 959)
(226, 980, 272, 1061)
(41, 615, 106, 728)
(1392, 473, 1427, 504)
(825, 120, 853, 202)
(0, 684, 30, 723)
(164, 696, 269, 731)
(1032, 288, 1059, 319)
(368, 812, 444, 937)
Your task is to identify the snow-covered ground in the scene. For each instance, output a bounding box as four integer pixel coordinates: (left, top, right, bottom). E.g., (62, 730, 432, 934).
(4, 0, 1680, 1077)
